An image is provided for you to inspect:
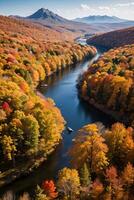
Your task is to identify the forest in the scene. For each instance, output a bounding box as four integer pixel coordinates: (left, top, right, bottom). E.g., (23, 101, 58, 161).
(0, 13, 134, 200)
(0, 16, 75, 42)
(87, 27, 134, 49)
(79, 44, 134, 127)
(2, 122, 134, 200)
(0, 29, 96, 185)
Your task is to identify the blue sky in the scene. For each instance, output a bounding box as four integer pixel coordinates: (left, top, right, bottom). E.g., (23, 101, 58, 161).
(0, 0, 134, 20)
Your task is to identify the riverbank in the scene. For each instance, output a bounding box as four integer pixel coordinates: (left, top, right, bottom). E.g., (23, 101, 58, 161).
(0, 50, 97, 190)
(0, 147, 54, 187)
(80, 96, 128, 125)
(78, 44, 134, 127)
(1, 49, 115, 195)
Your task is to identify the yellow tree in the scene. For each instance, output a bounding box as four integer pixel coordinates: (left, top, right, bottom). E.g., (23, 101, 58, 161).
(69, 124, 109, 173)
(2, 135, 16, 166)
(57, 167, 80, 200)
(104, 123, 134, 166)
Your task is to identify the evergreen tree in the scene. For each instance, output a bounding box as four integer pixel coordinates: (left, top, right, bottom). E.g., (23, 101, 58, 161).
(79, 163, 91, 187)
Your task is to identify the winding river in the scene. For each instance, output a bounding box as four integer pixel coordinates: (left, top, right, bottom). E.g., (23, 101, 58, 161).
(0, 48, 114, 195)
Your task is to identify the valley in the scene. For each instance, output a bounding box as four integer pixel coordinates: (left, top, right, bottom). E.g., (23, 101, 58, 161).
(0, 4, 134, 199)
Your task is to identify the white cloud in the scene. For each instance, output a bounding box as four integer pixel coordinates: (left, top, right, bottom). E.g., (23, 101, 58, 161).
(80, 4, 91, 11)
(116, 2, 134, 7)
(98, 6, 111, 11)
(56, 3, 134, 21)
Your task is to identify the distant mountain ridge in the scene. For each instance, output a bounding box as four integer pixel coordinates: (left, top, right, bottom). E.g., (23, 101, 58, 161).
(74, 15, 129, 24)
(87, 26, 134, 48)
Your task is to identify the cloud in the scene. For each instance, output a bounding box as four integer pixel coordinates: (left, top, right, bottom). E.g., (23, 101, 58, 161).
(98, 6, 111, 11)
(116, 2, 134, 7)
(80, 4, 91, 11)
(58, 2, 134, 20)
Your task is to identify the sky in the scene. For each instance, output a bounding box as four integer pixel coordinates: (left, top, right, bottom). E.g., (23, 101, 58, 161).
(0, 0, 134, 20)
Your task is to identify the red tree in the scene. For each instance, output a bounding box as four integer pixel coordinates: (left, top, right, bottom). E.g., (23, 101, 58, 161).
(2, 102, 12, 113)
(105, 166, 124, 199)
(42, 180, 58, 199)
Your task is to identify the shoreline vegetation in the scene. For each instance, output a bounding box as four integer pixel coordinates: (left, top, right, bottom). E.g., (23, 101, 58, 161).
(2, 122, 134, 200)
(23, 43, 134, 199)
(79, 96, 127, 124)
(1, 41, 134, 199)
(87, 27, 134, 49)
(0, 28, 97, 188)
(78, 44, 134, 127)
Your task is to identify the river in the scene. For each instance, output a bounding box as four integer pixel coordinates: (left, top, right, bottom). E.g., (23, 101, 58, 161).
(0, 49, 114, 195)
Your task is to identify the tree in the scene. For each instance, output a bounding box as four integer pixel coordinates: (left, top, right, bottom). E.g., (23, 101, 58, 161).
(1, 135, 16, 165)
(104, 123, 134, 167)
(69, 124, 109, 173)
(57, 167, 80, 200)
(0, 109, 6, 121)
(42, 180, 58, 199)
(2, 101, 12, 114)
(122, 162, 134, 198)
(79, 163, 91, 187)
(22, 115, 39, 154)
(89, 179, 104, 199)
(105, 166, 124, 200)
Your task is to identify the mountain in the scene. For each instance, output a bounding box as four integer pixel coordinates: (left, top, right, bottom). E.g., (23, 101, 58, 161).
(11, 8, 104, 37)
(10, 8, 134, 40)
(87, 26, 134, 49)
(27, 8, 68, 23)
(74, 15, 128, 24)
(25, 8, 99, 33)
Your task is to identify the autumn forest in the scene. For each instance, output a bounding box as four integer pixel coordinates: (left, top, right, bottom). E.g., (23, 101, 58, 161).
(0, 3, 134, 200)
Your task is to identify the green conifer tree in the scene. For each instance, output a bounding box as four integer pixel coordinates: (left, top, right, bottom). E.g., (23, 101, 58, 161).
(79, 163, 91, 187)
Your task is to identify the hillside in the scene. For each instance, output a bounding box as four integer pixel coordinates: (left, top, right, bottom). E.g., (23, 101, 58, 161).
(87, 27, 134, 48)
(79, 44, 134, 126)
(0, 15, 78, 42)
